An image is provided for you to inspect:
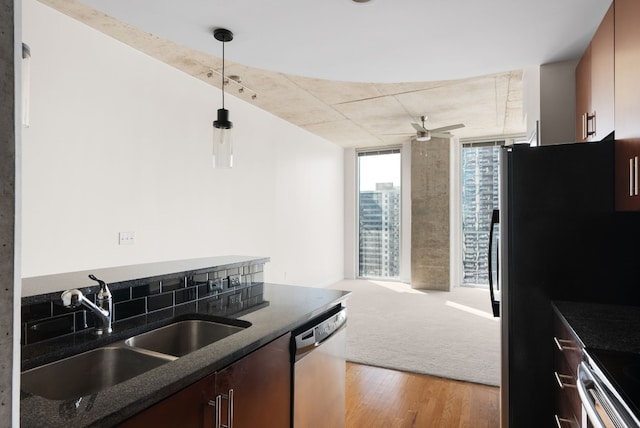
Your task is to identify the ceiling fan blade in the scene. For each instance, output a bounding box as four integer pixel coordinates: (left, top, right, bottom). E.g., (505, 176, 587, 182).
(411, 123, 428, 133)
(429, 124, 465, 133)
(431, 132, 456, 139)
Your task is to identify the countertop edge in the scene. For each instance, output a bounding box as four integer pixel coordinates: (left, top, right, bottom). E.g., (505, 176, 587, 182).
(22, 256, 270, 301)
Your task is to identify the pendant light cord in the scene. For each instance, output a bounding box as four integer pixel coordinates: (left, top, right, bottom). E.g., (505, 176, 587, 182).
(221, 40, 225, 109)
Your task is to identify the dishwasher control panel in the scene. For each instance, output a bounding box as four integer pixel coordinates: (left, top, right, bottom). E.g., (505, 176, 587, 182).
(293, 306, 347, 355)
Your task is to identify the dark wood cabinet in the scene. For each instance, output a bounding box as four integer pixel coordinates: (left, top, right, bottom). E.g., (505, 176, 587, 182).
(119, 333, 291, 428)
(119, 373, 215, 428)
(575, 46, 592, 143)
(575, 3, 614, 142)
(591, 3, 615, 140)
(215, 333, 291, 428)
(552, 308, 581, 427)
(614, 139, 640, 210)
(615, 0, 640, 210)
(615, 0, 640, 140)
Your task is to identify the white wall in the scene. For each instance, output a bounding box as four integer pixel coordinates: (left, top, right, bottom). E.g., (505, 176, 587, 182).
(540, 60, 578, 145)
(343, 148, 357, 279)
(21, 0, 344, 290)
(522, 66, 541, 142)
(523, 60, 578, 146)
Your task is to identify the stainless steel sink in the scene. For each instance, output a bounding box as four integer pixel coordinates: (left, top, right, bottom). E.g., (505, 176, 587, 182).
(21, 346, 176, 400)
(124, 319, 247, 357)
(21, 318, 249, 400)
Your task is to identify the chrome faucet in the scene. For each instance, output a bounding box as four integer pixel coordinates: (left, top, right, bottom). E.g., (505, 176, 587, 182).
(61, 274, 113, 335)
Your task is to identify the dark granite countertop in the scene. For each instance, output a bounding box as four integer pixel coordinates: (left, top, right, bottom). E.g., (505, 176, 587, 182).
(20, 283, 350, 427)
(553, 301, 640, 353)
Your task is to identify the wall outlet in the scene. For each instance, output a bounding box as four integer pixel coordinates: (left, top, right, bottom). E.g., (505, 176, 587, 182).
(207, 278, 223, 293)
(228, 274, 242, 288)
(118, 231, 135, 245)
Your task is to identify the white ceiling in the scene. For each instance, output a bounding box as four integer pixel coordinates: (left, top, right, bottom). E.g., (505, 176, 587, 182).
(76, 0, 611, 83)
(40, 0, 612, 147)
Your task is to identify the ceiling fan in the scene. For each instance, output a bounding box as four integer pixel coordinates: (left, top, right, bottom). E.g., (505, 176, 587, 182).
(410, 116, 465, 141)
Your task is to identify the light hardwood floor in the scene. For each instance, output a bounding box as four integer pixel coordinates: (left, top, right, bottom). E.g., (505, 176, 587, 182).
(346, 363, 500, 428)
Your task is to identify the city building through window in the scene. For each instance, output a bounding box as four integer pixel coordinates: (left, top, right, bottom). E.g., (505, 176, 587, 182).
(357, 149, 401, 278)
(461, 141, 502, 286)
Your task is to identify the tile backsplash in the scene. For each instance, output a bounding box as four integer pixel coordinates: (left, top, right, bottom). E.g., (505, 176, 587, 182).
(21, 262, 265, 345)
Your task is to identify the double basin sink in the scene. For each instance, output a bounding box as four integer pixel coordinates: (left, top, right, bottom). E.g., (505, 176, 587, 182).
(21, 318, 250, 400)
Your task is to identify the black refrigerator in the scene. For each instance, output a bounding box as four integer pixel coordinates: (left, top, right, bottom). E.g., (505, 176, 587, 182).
(491, 140, 620, 427)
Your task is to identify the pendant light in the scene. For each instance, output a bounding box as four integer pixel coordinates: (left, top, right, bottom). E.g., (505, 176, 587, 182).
(212, 28, 233, 169)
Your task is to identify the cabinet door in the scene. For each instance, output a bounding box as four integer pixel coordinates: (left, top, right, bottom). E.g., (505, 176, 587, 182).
(118, 373, 215, 428)
(575, 46, 591, 142)
(615, 0, 640, 140)
(590, 3, 614, 140)
(214, 333, 291, 428)
(615, 139, 640, 211)
(553, 309, 581, 427)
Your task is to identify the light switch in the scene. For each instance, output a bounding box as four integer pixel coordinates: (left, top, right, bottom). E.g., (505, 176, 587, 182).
(119, 231, 135, 245)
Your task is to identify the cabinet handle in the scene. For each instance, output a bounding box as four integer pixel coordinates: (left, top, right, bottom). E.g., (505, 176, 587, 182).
(587, 112, 596, 137)
(207, 395, 223, 428)
(630, 157, 639, 197)
(582, 113, 587, 140)
(226, 389, 234, 428)
(553, 336, 578, 351)
(555, 372, 576, 389)
(208, 390, 234, 428)
(630, 158, 634, 197)
(633, 156, 638, 196)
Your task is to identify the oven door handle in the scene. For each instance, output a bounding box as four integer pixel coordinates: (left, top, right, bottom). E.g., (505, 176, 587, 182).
(577, 361, 635, 428)
(577, 362, 607, 428)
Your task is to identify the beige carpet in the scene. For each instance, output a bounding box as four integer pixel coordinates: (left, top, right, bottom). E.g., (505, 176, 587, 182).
(330, 279, 500, 386)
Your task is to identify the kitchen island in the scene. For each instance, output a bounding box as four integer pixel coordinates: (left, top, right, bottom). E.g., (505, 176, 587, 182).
(20, 257, 350, 427)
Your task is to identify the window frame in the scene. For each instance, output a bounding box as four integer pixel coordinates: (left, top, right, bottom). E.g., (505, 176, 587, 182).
(356, 147, 402, 280)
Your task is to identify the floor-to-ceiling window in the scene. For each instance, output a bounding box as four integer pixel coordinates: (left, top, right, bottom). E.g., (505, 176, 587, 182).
(461, 141, 501, 286)
(357, 149, 401, 278)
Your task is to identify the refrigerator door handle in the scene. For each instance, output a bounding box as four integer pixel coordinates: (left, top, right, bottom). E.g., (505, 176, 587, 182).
(488, 209, 500, 317)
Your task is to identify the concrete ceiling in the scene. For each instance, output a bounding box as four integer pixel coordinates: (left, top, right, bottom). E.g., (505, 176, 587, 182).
(38, 0, 611, 148)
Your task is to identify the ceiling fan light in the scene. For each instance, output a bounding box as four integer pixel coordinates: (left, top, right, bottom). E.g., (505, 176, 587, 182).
(416, 131, 431, 142)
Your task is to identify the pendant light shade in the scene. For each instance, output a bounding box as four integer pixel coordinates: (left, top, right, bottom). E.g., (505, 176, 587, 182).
(212, 28, 233, 169)
(213, 108, 233, 168)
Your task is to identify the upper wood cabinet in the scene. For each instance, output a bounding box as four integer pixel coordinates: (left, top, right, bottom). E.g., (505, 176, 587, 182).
(615, 0, 640, 140)
(575, 46, 592, 142)
(575, 3, 614, 142)
(614, 139, 640, 211)
(615, 0, 640, 210)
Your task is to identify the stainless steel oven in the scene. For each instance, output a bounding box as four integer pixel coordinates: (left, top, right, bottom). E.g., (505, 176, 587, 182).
(579, 350, 640, 428)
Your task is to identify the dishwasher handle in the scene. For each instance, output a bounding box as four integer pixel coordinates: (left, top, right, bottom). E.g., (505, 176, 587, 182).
(294, 308, 347, 356)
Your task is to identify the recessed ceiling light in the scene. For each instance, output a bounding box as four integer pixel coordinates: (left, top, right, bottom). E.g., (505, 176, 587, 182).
(352, 0, 372, 3)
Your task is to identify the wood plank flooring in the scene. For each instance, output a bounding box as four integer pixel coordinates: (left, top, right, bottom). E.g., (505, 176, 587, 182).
(346, 362, 500, 428)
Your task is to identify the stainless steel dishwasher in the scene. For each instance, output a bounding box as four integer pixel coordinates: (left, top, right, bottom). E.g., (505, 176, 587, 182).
(291, 305, 347, 428)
